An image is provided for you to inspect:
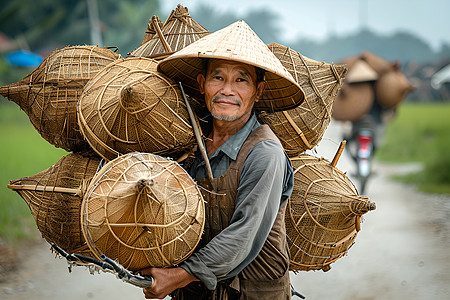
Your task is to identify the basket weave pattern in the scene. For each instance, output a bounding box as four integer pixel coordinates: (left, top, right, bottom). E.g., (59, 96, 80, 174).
(258, 43, 347, 157)
(0, 46, 121, 152)
(81, 152, 205, 271)
(77, 57, 196, 161)
(7, 153, 102, 256)
(286, 155, 375, 271)
(128, 5, 210, 59)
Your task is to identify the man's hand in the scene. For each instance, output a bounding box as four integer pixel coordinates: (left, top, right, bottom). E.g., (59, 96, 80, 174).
(141, 267, 198, 299)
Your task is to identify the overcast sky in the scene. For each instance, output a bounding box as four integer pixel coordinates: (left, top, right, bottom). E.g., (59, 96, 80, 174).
(161, 0, 450, 51)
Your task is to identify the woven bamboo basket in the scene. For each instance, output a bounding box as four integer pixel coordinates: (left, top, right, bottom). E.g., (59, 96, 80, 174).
(136, 15, 164, 48)
(375, 69, 412, 108)
(332, 82, 374, 122)
(286, 154, 376, 272)
(257, 43, 347, 157)
(0, 46, 121, 152)
(128, 5, 210, 60)
(7, 152, 102, 256)
(81, 152, 205, 271)
(77, 57, 199, 161)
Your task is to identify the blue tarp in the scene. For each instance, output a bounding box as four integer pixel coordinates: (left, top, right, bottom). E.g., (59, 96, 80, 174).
(5, 50, 43, 68)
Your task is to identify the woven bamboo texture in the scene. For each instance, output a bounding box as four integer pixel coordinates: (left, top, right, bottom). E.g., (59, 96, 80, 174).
(128, 5, 210, 59)
(257, 43, 347, 157)
(77, 57, 198, 161)
(81, 152, 205, 271)
(137, 15, 164, 48)
(7, 152, 102, 257)
(0, 46, 121, 152)
(286, 155, 376, 272)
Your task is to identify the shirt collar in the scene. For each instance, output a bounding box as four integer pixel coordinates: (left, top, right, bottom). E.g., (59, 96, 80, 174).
(201, 113, 259, 161)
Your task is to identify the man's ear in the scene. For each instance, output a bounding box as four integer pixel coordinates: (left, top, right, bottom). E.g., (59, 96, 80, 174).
(255, 81, 265, 101)
(197, 73, 205, 94)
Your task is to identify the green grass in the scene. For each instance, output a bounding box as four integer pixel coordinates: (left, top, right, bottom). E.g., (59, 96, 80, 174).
(0, 99, 67, 241)
(376, 102, 450, 194)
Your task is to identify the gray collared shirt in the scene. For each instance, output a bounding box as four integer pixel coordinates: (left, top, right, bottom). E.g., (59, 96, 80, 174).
(180, 113, 294, 290)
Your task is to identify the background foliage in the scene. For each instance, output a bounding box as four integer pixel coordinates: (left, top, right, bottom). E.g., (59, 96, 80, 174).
(375, 103, 450, 194)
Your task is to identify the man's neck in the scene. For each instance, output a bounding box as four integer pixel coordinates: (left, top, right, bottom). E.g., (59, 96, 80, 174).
(206, 113, 252, 156)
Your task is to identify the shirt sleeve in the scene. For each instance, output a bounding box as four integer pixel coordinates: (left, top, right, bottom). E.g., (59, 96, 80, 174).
(180, 140, 292, 290)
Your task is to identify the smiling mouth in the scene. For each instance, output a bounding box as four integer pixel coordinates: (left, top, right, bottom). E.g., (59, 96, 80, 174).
(212, 96, 241, 107)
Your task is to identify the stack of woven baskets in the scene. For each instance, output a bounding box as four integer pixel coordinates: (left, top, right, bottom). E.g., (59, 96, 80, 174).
(332, 51, 413, 122)
(4, 5, 208, 271)
(3, 4, 375, 273)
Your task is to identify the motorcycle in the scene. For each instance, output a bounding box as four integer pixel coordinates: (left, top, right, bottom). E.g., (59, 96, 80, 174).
(345, 115, 378, 195)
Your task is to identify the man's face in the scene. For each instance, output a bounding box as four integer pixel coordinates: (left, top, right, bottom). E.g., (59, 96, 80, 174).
(197, 59, 265, 122)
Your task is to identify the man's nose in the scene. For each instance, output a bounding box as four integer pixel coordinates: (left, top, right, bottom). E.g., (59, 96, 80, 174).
(220, 80, 235, 95)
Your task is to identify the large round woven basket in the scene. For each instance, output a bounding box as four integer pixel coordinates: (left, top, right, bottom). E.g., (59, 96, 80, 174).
(331, 82, 374, 122)
(77, 57, 198, 161)
(286, 155, 376, 272)
(375, 69, 412, 108)
(81, 152, 205, 271)
(128, 4, 210, 59)
(0, 46, 121, 152)
(7, 152, 102, 256)
(257, 43, 347, 157)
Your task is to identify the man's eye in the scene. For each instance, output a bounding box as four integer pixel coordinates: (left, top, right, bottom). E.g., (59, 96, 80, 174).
(213, 76, 223, 80)
(237, 78, 247, 82)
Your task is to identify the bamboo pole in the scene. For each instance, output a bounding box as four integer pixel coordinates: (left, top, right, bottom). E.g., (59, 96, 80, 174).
(331, 140, 346, 167)
(152, 16, 172, 53)
(281, 111, 312, 149)
(7, 184, 82, 196)
(178, 82, 214, 185)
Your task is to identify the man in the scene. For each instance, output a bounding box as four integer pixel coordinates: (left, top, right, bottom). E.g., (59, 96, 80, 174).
(142, 20, 305, 299)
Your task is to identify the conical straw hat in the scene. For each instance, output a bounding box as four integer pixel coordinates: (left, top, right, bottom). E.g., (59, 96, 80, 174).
(158, 20, 305, 111)
(345, 59, 378, 83)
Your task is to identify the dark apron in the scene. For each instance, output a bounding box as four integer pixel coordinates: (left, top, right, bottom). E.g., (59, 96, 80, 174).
(172, 125, 291, 300)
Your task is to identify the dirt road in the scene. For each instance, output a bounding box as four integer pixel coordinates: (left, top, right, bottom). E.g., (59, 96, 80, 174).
(1, 121, 449, 300)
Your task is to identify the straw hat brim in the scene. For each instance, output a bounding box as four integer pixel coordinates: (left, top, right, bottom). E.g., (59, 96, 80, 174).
(158, 55, 305, 111)
(157, 20, 305, 111)
(345, 59, 379, 83)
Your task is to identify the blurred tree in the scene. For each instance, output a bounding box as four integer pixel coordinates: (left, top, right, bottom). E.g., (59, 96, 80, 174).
(0, 0, 89, 51)
(244, 9, 281, 44)
(289, 28, 436, 65)
(190, 4, 280, 44)
(0, 0, 160, 55)
(437, 43, 450, 62)
(191, 4, 237, 33)
(101, 0, 160, 55)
